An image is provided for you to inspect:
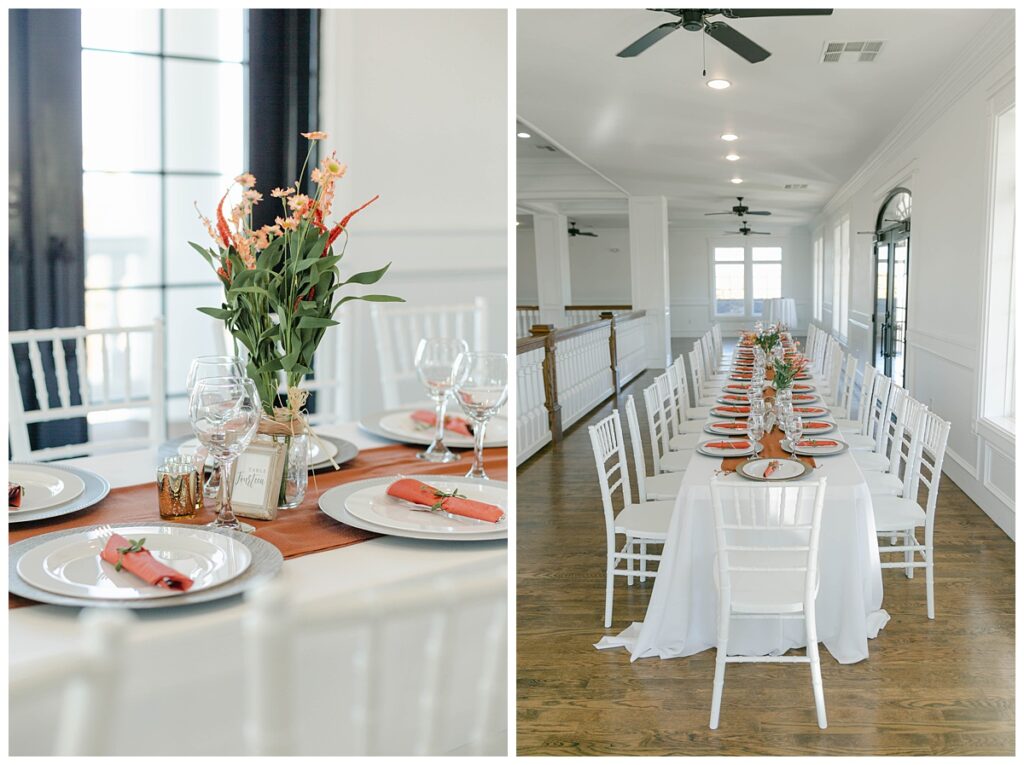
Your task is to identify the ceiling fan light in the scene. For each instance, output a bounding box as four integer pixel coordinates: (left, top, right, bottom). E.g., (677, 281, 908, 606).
(726, 153, 740, 161)
(721, 133, 739, 141)
(516, 131, 531, 139)
(707, 78, 731, 90)
(731, 177, 744, 184)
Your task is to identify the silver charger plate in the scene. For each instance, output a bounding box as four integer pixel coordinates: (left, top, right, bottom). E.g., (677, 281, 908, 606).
(359, 409, 509, 449)
(319, 475, 508, 542)
(781, 438, 850, 457)
(735, 457, 810, 482)
(697, 440, 763, 458)
(8, 463, 110, 525)
(158, 434, 359, 472)
(9, 522, 283, 609)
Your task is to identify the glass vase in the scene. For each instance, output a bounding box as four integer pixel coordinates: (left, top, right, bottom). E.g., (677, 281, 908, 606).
(271, 431, 308, 509)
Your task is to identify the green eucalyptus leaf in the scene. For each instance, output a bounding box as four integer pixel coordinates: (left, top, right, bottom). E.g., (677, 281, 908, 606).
(341, 263, 392, 286)
(296, 316, 339, 329)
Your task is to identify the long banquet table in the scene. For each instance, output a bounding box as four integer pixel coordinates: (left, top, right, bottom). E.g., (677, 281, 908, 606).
(9, 422, 507, 756)
(598, 345, 889, 665)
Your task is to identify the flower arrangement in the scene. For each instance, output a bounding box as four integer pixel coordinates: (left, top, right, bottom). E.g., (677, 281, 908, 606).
(754, 327, 781, 355)
(190, 131, 402, 415)
(772, 355, 807, 390)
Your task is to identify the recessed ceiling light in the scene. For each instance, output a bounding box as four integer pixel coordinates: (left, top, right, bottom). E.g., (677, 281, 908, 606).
(721, 133, 738, 142)
(726, 153, 740, 161)
(516, 220, 520, 226)
(707, 79, 731, 90)
(516, 131, 531, 139)
(731, 177, 744, 184)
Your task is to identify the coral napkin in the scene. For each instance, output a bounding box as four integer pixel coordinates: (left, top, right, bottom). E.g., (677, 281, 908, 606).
(9, 483, 22, 508)
(713, 421, 749, 430)
(386, 478, 504, 523)
(410, 410, 472, 436)
(721, 394, 748, 402)
(100, 533, 194, 591)
(794, 407, 824, 414)
(704, 441, 751, 450)
(763, 460, 781, 478)
(716, 406, 750, 414)
(803, 421, 831, 429)
(796, 439, 839, 448)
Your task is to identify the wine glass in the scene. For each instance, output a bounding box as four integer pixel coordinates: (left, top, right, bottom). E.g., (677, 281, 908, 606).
(189, 376, 261, 532)
(786, 414, 804, 452)
(746, 413, 765, 458)
(452, 352, 508, 479)
(414, 337, 469, 463)
(187, 356, 246, 500)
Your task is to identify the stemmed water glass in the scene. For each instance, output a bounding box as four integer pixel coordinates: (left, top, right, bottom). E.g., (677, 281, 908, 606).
(786, 414, 804, 451)
(746, 413, 765, 458)
(189, 376, 261, 532)
(187, 356, 247, 500)
(452, 352, 508, 479)
(414, 337, 469, 463)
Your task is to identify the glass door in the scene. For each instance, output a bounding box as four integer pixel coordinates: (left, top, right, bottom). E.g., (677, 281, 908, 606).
(872, 189, 911, 385)
(873, 241, 889, 370)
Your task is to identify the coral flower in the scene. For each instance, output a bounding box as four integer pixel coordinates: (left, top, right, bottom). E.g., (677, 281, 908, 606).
(276, 216, 299, 231)
(288, 194, 312, 212)
(235, 173, 256, 188)
(244, 189, 263, 203)
(271, 187, 294, 198)
(301, 131, 328, 140)
(323, 156, 345, 177)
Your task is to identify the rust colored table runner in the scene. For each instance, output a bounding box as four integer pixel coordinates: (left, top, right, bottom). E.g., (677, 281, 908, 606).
(10, 444, 507, 609)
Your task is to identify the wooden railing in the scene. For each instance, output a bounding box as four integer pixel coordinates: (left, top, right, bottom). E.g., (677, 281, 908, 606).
(516, 310, 647, 465)
(516, 305, 633, 337)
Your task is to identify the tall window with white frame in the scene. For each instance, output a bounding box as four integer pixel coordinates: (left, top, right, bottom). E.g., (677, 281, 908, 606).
(812, 234, 824, 322)
(80, 9, 247, 434)
(838, 218, 851, 339)
(981, 99, 1015, 434)
(831, 224, 842, 333)
(712, 244, 783, 319)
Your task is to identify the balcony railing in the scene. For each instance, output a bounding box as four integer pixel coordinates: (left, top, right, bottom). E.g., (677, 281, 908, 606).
(516, 305, 634, 338)
(516, 310, 647, 465)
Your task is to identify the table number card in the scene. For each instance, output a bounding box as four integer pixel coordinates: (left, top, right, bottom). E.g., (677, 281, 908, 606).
(231, 440, 286, 520)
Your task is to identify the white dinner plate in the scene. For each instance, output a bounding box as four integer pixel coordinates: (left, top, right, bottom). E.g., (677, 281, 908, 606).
(345, 478, 508, 535)
(710, 406, 752, 419)
(179, 434, 339, 466)
(791, 406, 829, 418)
(16, 524, 253, 600)
(782, 438, 850, 457)
(735, 458, 810, 482)
(717, 394, 753, 405)
(697, 440, 762, 458)
(8, 465, 86, 513)
(704, 421, 751, 436)
(799, 420, 836, 435)
(362, 409, 508, 448)
(789, 394, 822, 405)
(729, 374, 755, 382)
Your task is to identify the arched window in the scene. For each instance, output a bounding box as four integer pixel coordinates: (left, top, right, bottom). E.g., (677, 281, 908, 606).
(872, 188, 911, 385)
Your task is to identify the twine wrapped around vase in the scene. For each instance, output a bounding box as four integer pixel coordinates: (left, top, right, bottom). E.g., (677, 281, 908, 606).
(257, 387, 340, 471)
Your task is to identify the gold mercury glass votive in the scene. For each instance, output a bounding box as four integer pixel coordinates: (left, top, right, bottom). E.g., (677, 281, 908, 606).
(157, 456, 203, 520)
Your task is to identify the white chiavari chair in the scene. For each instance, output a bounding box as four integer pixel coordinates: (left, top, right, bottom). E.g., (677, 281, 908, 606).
(852, 385, 909, 473)
(643, 382, 692, 474)
(689, 349, 725, 405)
(243, 559, 506, 755)
(865, 396, 928, 496)
(697, 337, 729, 382)
(837, 364, 882, 437)
(847, 379, 899, 452)
(9, 320, 167, 461)
(700, 332, 722, 375)
(664, 366, 705, 449)
(671, 356, 712, 432)
(872, 411, 952, 619)
(819, 340, 844, 400)
(711, 324, 727, 365)
(709, 477, 828, 730)
(587, 411, 673, 627)
(369, 297, 487, 409)
(10, 609, 132, 755)
(624, 394, 684, 501)
(827, 354, 858, 418)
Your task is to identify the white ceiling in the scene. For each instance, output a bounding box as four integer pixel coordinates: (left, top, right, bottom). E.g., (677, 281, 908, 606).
(517, 8, 1006, 227)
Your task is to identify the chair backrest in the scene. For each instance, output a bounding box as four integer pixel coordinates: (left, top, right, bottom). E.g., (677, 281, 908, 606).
(825, 340, 843, 394)
(623, 394, 653, 501)
(888, 396, 928, 484)
(862, 373, 893, 446)
(688, 348, 705, 407)
(654, 372, 680, 440)
(9, 320, 167, 460)
(672, 354, 694, 420)
(301, 326, 345, 426)
(370, 297, 487, 409)
(711, 324, 723, 360)
(835, 353, 858, 418)
(699, 334, 716, 375)
(710, 477, 827, 614)
(10, 609, 132, 755)
(642, 382, 672, 474)
(904, 411, 952, 542)
(243, 558, 506, 756)
(588, 410, 634, 524)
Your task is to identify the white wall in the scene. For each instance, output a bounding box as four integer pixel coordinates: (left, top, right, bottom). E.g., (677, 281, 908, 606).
(813, 15, 1014, 537)
(516, 226, 538, 304)
(668, 225, 813, 338)
(516, 225, 631, 305)
(320, 9, 507, 417)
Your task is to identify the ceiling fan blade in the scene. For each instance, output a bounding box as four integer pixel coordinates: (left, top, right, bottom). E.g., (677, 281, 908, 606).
(725, 9, 834, 19)
(616, 22, 682, 57)
(751, 232, 771, 235)
(705, 21, 771, 63)
(704, 211, 734, 216)
(746, 211, 772, 215)
(580, 232, 598, 237)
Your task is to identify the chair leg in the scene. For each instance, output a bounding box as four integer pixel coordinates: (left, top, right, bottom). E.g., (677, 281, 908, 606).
(640, 541, 648, 583)
(904, 530, 914, 579)
(604, 552, 615, 629)
(926, 549, 935, 620)
(709, 608, 730, 730)
(805, 615, 827, 729)
(626, 535, 635, 587)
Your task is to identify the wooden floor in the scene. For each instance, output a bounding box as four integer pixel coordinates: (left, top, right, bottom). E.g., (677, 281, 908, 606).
(517, 342, 1015, 756)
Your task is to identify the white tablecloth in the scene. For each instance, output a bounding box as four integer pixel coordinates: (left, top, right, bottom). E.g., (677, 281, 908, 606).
(764, 297, 798, 329)
(597, 370, 888, 665)
(10, 422, 507, 756)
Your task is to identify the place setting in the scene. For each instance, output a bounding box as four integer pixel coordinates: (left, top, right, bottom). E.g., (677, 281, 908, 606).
(8, 462, 110, 525)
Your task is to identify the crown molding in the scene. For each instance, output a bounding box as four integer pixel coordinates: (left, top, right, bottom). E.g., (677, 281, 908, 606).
(819, 11, 1014, 221)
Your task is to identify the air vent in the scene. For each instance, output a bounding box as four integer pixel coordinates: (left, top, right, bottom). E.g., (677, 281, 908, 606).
(785, 183, 809, 190)
(536, 144, 558, 152)
(822, 41, 884, 63)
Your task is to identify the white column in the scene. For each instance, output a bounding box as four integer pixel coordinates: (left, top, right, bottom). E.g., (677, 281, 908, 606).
(628, 196, 672, 368)
(533, 213, 571, 327)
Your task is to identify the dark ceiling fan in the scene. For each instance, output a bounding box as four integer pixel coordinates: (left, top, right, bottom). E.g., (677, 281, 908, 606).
(726, 220, 770, 236)
(568, 221, 598, 238)
(705, 197, 771, 217)
(617, 9, 834, 63)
